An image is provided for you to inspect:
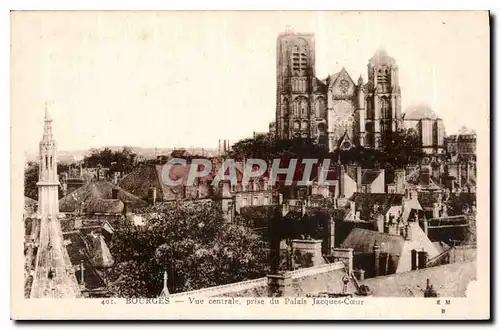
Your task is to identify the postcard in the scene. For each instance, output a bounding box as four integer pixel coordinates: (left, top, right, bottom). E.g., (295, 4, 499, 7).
(11, 10, 490, 320)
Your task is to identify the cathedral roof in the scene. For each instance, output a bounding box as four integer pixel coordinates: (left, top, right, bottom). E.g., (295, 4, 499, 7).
(369, 49, 396, 66)
(403, 103, 439, 120)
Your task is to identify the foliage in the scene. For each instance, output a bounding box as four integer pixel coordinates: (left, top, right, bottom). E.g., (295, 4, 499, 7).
(24, 162, 39, 200)
(83, 146, 137, 173)
(228, 129, 422, 170)
(228, 135, 330, 161)
(379, 129, 424, 168)
(102, 202, 269, 297)
(24, 161, 67, 200)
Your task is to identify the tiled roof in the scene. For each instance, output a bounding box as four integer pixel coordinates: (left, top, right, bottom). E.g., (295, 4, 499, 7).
(63, 231, 110, 290)
(349, 193, 404, 219)
(340, 228, 405, 256)
(59, 181, 147, 213)
(369, 49, 396, 65)
(361, 170, 382, 185)
(346, 167, 383, 185)
(359, 261, 476, 297)
(119, 164, 164, 201)
(170, 149, 191, 158)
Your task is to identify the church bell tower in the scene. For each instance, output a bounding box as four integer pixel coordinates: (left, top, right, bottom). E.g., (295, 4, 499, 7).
(275, 30, 316, 140)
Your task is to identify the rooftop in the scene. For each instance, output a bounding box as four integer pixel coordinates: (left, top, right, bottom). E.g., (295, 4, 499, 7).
(359, 261, 476, 297)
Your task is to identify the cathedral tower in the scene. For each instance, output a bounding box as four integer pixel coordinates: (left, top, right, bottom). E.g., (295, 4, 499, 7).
(30, 105, 81, 298)
(364, 49, 402, 148)
(275, 31, 316, 139)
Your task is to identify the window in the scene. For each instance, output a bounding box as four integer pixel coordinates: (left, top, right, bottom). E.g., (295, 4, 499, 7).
(291, 40, 308, 76)
(300, 98, 308, 115)
(381, 96, 391, 119)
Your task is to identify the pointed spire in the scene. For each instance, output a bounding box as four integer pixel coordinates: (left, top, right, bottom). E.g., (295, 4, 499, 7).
(44, 101, 53, 122)
(42, 101, 54, 141)
(159, 271, 170, 297)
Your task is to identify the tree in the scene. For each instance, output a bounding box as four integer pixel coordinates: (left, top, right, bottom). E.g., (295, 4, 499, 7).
(379, 129, 424, 168)
(24, 161, 67, 200)
(103, 202, 269, 297)
(229, 136, 330, 161)
(83, 146, 137, 174)
(24, 162, 39, 200)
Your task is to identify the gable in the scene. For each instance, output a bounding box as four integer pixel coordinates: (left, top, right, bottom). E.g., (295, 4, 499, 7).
(329, 68, 356, 98)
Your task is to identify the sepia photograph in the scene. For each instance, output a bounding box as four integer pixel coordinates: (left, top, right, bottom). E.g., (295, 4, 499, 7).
(10, 10, 490, 320)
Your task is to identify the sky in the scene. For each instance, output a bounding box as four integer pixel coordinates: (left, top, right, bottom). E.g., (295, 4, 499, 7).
(11, 11, 489, 155)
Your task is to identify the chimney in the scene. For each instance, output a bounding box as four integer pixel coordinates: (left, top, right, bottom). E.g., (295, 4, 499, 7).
(432, 202, 440, 218)
(411, 249, 417, 270)
(323, 218, 335, 255)
(356, 166, 362, 191)
(269, 207, 282, 274)
(349, 200, 356, 216)
(424, 279, 438, 297)
(373, 242, 380, 277)
(457, 164, 462, 186)
(291, 239, 324, 268)
(409, 189, 418, 201)
(112, 188, 119, 200)
(353, 269, 365, 281)
(153, 187, 157, 204)
(377, 214, 384, 233)
(418, 250, 428, 269)
(339, 165, 346, 197)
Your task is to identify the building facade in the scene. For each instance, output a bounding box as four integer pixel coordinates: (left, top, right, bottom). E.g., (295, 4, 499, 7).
(403, 103, 446, 154)
(274, 31, 403, 151)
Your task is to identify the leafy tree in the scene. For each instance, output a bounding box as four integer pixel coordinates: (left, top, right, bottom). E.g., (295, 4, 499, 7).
(229, 136, 330, 161)
(379, 129, 424, 168)
(24, 162, 39, 200)
(83, 146, 137, 174)
(24, 161, 67, 200)
(103, 202, 269, 297)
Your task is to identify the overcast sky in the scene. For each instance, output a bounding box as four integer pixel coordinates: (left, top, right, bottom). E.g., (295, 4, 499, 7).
(12, 11, 489, 154)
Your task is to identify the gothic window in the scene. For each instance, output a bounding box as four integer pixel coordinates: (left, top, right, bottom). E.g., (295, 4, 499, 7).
(291, 39, 308, 76)
(381, 97, 391, 119)
(367, 98, 374, 119)
(293, 99, 300, 116)
(50, 156, 53, 169)
(294, 120, 300, 130)
(301, 120, 309, 130)
(300, 98, 308, 116)
(45, 155, 48, 170)
(315, 97, 326, 118)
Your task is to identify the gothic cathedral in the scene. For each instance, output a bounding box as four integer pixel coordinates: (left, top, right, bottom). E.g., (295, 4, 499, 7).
(275, 31, 402, 152)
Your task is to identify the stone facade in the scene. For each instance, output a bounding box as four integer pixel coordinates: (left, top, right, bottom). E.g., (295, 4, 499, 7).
(274, 31, 402, 151)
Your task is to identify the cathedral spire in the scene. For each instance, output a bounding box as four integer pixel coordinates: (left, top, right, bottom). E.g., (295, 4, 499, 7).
(42, 101, 54, 142)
